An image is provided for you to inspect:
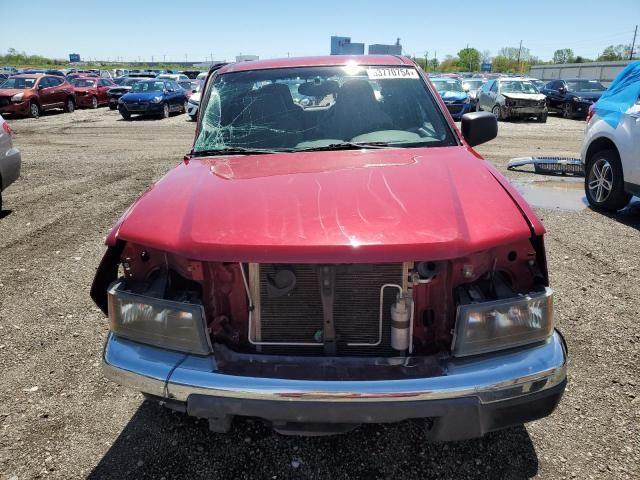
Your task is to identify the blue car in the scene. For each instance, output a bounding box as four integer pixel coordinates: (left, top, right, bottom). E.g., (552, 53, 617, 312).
(429, 77, 471, 120)
(118, 79, 188, 120)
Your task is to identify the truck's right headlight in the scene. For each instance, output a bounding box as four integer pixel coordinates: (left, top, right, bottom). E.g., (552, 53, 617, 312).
(452, 288, 554, 357)
(107, 282, 211, 355)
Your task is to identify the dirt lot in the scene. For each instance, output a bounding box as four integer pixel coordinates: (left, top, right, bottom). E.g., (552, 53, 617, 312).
(0, 108, 638, 480)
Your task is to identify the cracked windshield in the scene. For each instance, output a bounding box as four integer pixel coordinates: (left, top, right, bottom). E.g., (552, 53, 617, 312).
(194, 65, 455, 153)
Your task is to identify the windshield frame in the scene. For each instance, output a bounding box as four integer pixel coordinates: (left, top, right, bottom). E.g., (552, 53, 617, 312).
(0, 77, 38, 89)
(430, 78, 465, 93)
(565, 79, 606, 92)
(193, 64, 460, 155)
(131, 80, 167, 93)
(498, 80, 540, 94)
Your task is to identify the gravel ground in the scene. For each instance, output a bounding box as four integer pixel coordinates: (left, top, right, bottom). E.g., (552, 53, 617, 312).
(0, 108, 638, 480)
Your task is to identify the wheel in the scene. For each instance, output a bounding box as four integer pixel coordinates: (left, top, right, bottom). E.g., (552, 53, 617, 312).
(64, 97, 75, 113)
(90, 96, 98, 109)
(119, 107, 131, 120)
(108, 104, 117, 110)
(183, 100, 188, 113)
(189, 114, 197, 122)
(161, 103, 169, 119)
(585, 149, 631, 211)
(562, 103, 573, 119)
(537, 111, 548, 123)
(492, 104, 503, 120)
(475, 102, 480, 112)
(29, 101, 40, 118)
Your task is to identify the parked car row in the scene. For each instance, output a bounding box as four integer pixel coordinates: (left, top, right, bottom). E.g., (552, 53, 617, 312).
(0, 72, 200, 120)
(428, 71, 608, 123)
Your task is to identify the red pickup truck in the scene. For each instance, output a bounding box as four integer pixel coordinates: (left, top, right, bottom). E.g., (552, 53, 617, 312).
(92, 56, 567, 441)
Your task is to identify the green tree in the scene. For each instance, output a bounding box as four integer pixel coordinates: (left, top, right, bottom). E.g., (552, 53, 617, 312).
(438, 55, 460, 73)
(553, 48, 574, 64)
(597, 44, 632, 61)
(457, 47, 481, 71)
(598, 45, 621, 61)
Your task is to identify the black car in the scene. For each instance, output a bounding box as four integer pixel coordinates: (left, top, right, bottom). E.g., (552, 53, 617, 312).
(541, 78, 607, 119)
(106, 77, 144, 110)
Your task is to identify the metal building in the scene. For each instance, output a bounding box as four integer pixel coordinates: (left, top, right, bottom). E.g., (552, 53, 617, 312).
(368, 39, 402, 55)
(330, 36, 365, 55)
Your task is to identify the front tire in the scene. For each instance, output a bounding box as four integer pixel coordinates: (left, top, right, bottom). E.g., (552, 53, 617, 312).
(562, 103, 573, 119)
(189, 114, 197, 122)
(492, 104, 503, 120)
(183, 100, 188, 113)
(29, 101, 40, 118)
(585, 149, 631, 211)
(161, 103, 169, 119)
(119, 107, 131, 120)
(90, 96, 98, 109)
(537, 111, 548, 123)
(64, 97, 75, 113)
(108, 104, 117, 110)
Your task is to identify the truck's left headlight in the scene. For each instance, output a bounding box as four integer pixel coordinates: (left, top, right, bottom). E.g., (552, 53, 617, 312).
(107, 282, 211, 355)
(452, 288, 554, 357)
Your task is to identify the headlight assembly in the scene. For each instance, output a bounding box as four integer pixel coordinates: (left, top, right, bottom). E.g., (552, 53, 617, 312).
(11, 93, 24, 102)
(107, 282, 212, 355)
(151, 96, 163, 103)
(452, 288, 554, 357)
(573, 96, 584, 102)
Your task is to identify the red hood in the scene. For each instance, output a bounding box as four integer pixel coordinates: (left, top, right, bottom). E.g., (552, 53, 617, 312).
(0, 88, 32, 96)
(111, 147, 540, 262)
(74, 87, 96, 93)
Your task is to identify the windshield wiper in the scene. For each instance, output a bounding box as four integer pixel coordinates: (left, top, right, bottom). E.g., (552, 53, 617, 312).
(293, 141, 444, 152)
(189, 147, 277, 157)
(291, 142, 401, 153)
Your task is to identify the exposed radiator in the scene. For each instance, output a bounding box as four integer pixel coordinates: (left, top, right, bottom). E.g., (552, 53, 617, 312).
(250, 263, 405, 356)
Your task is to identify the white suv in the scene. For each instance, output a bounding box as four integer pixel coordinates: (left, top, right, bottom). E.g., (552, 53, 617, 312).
(581, 82, 640, 211)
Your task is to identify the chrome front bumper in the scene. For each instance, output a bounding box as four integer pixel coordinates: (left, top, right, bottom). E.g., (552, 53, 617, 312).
(103, 331, 566, 405)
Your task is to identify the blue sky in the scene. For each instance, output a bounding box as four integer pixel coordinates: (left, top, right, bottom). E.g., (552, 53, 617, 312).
(0, 0, 638, 62)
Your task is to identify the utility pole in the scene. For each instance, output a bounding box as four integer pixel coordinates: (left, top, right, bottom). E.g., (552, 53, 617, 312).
(517, 40, 523, 71)
(630, 25, 638, 60)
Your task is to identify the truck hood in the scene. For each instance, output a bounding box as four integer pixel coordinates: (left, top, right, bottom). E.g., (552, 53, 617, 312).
(501, 93, 546, 101)
(112, 147, 538, 262)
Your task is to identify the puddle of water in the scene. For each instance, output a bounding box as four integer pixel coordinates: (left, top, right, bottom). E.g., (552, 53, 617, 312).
(511, 179, 588, 211)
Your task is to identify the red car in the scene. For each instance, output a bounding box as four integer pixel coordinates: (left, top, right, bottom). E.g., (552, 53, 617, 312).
(71, 77, 115, 109)
(92, 56, 567, 440)
(178, 79, 202, 98)
(66, 72, 99, 82)
(0, 74, 75, 117)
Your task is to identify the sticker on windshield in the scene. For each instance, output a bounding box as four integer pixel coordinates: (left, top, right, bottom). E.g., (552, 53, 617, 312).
(366, 68, 419, 79)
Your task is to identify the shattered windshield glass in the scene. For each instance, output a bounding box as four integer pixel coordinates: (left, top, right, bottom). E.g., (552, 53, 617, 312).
(194, 65, 456, 153)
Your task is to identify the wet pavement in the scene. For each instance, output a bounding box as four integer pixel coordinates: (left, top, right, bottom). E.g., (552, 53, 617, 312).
(510, 177, 588, 211)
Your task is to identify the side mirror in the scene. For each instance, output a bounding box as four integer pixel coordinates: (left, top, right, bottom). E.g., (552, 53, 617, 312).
(461, 112, 498, 147)
(558, 86, 566, 94)
(38, 84, 44, 89)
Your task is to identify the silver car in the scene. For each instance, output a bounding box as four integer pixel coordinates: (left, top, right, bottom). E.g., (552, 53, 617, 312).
(0, 115, 21, 211)
(477, 77, 548, 122)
